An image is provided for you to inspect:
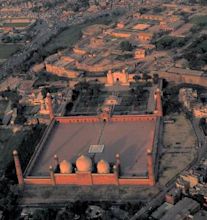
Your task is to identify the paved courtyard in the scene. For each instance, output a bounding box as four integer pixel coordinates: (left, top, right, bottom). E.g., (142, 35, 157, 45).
(30, 120, 156, 177)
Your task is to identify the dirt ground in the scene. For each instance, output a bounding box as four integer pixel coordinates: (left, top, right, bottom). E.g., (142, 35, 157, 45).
(159, 113, 197, 186)
(21, 185, 160, 205)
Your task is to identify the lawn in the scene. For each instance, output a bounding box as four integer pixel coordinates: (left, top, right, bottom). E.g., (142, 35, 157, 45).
(69, 87, 149, 115)
(0, 43, 22, 59)
(190, 15, 207, 26)
(3, 22, 31, 28)
(45, 14, 117, 54)
(0, 128, 27, 174)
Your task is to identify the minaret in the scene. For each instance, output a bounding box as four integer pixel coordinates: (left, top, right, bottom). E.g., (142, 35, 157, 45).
(122, 69, 128, 84)
(115, 154, 120, 175)
(147, 149, 155, 186)
(46, 93, 54, 120)
(154, 89, 163, 117)
(113, 165, 119, 185)
(49, 165, 56, 186)
(13, 150, 24, 186)
(107, 70, 114, 85)
(54, 154, 59, 167)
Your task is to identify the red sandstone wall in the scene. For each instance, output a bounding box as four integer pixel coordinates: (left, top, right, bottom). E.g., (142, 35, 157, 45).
(92, 174, 118, 185)
(76, 172, 93, 185)
(55, 173, 118, 185)
(46, 64, 78, 78)
(159, 71, 207, 87)
(56, 116, 100, 123)
(111, 115, 156, 122)
(119, 178, 153, 186)
(24, 178, 51, 185)
(55, 115, 157, 124)
(55, 174, 78, 185)
(24, 175, 154, 186)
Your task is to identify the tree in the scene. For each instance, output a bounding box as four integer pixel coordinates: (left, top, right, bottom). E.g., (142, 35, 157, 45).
(66, 102, 73, 112)
(133, 75, 141, 82)
(32, 209, 50, 220)
(142, 73, 151, 82)
(120, 41, 133, 51)
(153, 74, 159, 84)
(153, 7, 164, 13)
(56, 209, 75, 220)
(139, 7, 149, 14)
(41, 88, 48, 99)
(155, 36, 185, 50)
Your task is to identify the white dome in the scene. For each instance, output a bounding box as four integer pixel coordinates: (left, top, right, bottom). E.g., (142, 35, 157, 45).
(97, 160, 110, 174)
(76, 155, 92, 172)
(59, 160, 72, 174)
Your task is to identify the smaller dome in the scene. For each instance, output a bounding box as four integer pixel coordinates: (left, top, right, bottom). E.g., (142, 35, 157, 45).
(59, 160, 72, 174)
(76, 155, 92, 172)
(156, 88, 160, 93)
(97, 160, 110, 174)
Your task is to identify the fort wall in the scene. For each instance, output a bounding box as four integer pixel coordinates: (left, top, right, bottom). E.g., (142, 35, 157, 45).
(24, 177, 51, 185)
(55, 115, 157, 123)
(75, 59, 137, 73)
(17, 85, 162, 187)
(159, 71, 207, 87)
(45, 64, 79, 78)
(56, 116, 100, 123)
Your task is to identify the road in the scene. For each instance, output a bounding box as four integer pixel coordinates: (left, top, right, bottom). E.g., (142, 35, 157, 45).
(130, 117, 207, 220)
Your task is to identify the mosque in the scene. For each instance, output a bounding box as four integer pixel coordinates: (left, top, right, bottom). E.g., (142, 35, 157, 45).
(13, 80, 162, 187)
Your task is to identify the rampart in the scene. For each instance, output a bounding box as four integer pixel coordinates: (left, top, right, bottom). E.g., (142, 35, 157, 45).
(159, 71, 207, 87)
(45, 64, 79, 78)
(14, 87, 162, 187)
(21, 111, 159, 186)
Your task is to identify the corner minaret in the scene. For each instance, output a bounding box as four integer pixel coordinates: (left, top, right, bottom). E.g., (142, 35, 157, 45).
(13, 150, 24, 186)
(147, 149, 155, 186)
(46, 93, 54, 120)
(154, 88, 163, 117)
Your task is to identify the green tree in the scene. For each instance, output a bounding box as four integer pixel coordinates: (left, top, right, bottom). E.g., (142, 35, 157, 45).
(41, 88, 48, 99)
(153, 73, 159, 84)
(120, 41, 133, 51)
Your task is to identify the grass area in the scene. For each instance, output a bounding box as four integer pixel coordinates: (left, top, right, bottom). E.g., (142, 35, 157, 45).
(0, 59, 6, 65)
(0, 128, 27, 173)
(45, 14, 118, 54)
(45, 25, 83, 53)
(155, 36, 186, 50)
(137, 19, 158, 25)
(190, 15, 207, 26)
(70, 88, 149, 115)
(33, 71, 69, 88)
(0, 43, 22, 59)
(159, 113, 196, 186)
(183, 35, 207, 69)
(0, 100, 9, 117)
(3, 22, 30, 27)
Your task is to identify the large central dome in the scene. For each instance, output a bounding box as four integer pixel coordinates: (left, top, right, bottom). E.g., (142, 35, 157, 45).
(76, 155, 92, 172)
